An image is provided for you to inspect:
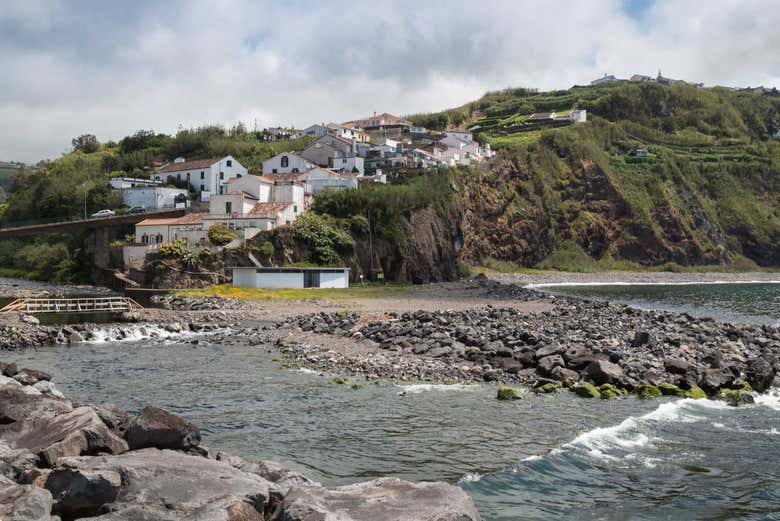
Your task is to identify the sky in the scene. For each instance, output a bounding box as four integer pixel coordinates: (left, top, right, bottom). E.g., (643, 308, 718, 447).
(1, 0, 779, 163)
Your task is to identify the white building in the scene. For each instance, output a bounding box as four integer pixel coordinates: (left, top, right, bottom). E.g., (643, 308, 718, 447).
(326, 123, 370, 142)
(296, 124, 329, 139)
(296, 167, 359, 194)
(120, 187, 189, 210)
(109, 177, 162, 189)
(329, 155, 364, 174)
(262, 152, 315, 174)
(154, 156, 247, 200)
(232, 266, 349, 289)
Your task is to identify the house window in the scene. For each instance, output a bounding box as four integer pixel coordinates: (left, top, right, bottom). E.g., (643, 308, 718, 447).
(237, 174, 242, 178)
(177, 173, 181, 181)
(219, 186, 224, 195)
(200, 184, 205, 192)
(155, 176, 160, 181)
(225, 202, 232, 214)
(156, 234, 163, 243)
(272, 168, 278, 173)
(141, 234, 148, 244)
(186, 173, 190, 180)
(292, 168, 299, 173)
(293, 205, 298, 212)
(226, 160, 232, 167)
(200, 171, 204, 179)
(285, 220, 291, 225)
(219, 172, 224, 180)
(281, 156, 289, 168)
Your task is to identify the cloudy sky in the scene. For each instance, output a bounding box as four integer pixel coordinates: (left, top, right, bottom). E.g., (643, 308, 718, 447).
(2, 0, 779, 162)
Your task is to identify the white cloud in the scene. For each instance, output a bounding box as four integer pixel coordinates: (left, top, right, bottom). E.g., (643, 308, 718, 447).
(0, 0, 778, 162)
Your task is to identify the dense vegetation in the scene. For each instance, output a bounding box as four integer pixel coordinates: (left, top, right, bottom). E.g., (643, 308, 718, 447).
(436, 82, 780, 269)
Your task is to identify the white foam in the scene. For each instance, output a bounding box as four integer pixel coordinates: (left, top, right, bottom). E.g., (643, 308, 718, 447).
(295, 368, 319, 375)
(458, 472, 483, 484)
(396, 383, 474, 394)
(753, 390, 780, 411)
(83, 324, 228, 344)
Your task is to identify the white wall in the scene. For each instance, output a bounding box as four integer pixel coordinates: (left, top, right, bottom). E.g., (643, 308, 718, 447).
(135, 223, 170, 244)
(226, 175, 272, 201)
(329, 156, 364, 174)
(232, 268, 258, 288)
(262, 153, 314, 174)
(320, 270, 349, 288)
(122, 187, 188, 210)
(255, 272, 304, 288)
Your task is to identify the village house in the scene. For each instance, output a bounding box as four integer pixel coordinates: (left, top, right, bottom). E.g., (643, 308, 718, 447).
(262, 127, 294, 141)
(591, 74, 620, 85)
(295, 124, 329, 139)
(630, 74, 654, 82)
(124, 213, 207, 269)
(262, 152, 315, 174)
(326, 123, 371, 142)
(300, 135, 365, 174)
(154, 156, 247, 200)
(437, 130, 493, 165)
(343, 112, 411, 138)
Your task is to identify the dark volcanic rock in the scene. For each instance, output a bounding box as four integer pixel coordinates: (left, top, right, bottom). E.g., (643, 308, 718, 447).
(537, 355, 564, 377)
(55, 449, 275, 520)
(664, 358, 694, 375)
(278, 477, 482, 521)
(746, 357, 776, 392)
(583, 360, 626, 386)
(700, 369, 736, 394)
(45, 467, 121, 518)
(126, 406, 201, 451)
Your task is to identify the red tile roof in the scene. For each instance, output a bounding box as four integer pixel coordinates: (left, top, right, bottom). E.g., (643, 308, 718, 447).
(248, 202, 293, 218)
(157, 158, 221, 173)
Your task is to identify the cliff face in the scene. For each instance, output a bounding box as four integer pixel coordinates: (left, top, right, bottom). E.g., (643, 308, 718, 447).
(241, 204, 463, 284)
(459, 130, 780, 266)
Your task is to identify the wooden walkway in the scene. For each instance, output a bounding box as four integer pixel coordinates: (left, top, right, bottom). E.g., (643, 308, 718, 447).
(0, 297, 144, 314)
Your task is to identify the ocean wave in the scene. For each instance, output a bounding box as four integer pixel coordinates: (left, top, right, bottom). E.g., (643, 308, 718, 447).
(753, 390, 780, 411)
(551, 398, 728, 464)
(458, 472, 483, 484)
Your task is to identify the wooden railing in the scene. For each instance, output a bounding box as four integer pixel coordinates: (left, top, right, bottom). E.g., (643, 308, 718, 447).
(0, 297, 144, 314)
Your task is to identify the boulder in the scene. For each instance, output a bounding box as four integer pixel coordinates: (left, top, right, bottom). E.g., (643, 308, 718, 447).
(536, 355, 564, 377)
(0, 480, 56, 521)
(126, 406, 201, 451)
(31, 381, 64, 399)
(0, 440, 38, 482)
(631, 331, 651, 347)
(2, 362, 19, 377)
(664, 358, 693, 375)
(55, 449, 275, 519)
(582, 360, 626, 386)
(0, 386, 72, 425)
(565, 353, 608, 371)
(278, 477, 482, 521)
(94, 404, 133, 438)
(534, 344, 564, 360)
(19, 369, 51, 382)
(550, 366, 580, 383)
(68, 331, 84, 344)
(20, 314, 40, 325)
(215, 451, 316, 494)
(699, 368, 736, 394)
(45, 467, 121, 518)
(561, 345, 590, 364)
(3, 405, 128, 466)
(745, 357, 775, 392)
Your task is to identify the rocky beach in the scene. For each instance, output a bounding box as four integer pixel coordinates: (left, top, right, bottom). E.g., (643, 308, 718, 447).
(1, 273, 780, 519)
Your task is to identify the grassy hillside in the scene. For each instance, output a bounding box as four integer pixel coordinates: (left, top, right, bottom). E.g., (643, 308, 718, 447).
(426, 82, 780, 269)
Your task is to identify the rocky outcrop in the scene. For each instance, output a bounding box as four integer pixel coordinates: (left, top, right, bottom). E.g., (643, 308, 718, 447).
(125, 406, 200, 451)
(278, 477, 481, 521)
(0, 367, 484, 520)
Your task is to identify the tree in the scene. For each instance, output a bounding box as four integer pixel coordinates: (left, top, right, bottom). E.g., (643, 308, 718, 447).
(72, 134, 100, 153)
(207, 223, 238, 246)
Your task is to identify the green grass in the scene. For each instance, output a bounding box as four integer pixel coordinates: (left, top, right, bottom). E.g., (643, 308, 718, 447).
(175, 283, 412, 301)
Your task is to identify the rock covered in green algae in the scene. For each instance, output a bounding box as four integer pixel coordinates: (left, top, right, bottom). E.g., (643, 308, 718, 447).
(684, 387, 707, 399)
(635, 384, 662, 399)
(496, 385, 521, 400)
(572, 383, 601, 398)
(717, 388, 755, 406)
(534, 383, 560, 394)
(658, 383, 685, 397)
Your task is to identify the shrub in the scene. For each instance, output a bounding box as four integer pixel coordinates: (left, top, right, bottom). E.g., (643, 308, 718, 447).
(292, 212, 355, 265)
(207, 223, 238, 246)
(258, 241, 274, 257)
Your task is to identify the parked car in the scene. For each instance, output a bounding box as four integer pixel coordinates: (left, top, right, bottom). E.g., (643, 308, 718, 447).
(127, 206, 146, 214)
(90, 209, 115, 218)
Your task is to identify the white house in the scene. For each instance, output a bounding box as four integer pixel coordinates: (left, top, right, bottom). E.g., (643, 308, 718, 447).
(326, 123, 370, 142)
(232, 266, 349, 289)
(591, 74, 619, 85)
(133, 213, 207, 246)
(410, 126, 428, 134)
(553, 110, 587, 123)
(154, 156, 247, 200)
(329, 155, 364, 174)
(297, 167, 359, 194)
(262, 152, 315, 174)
